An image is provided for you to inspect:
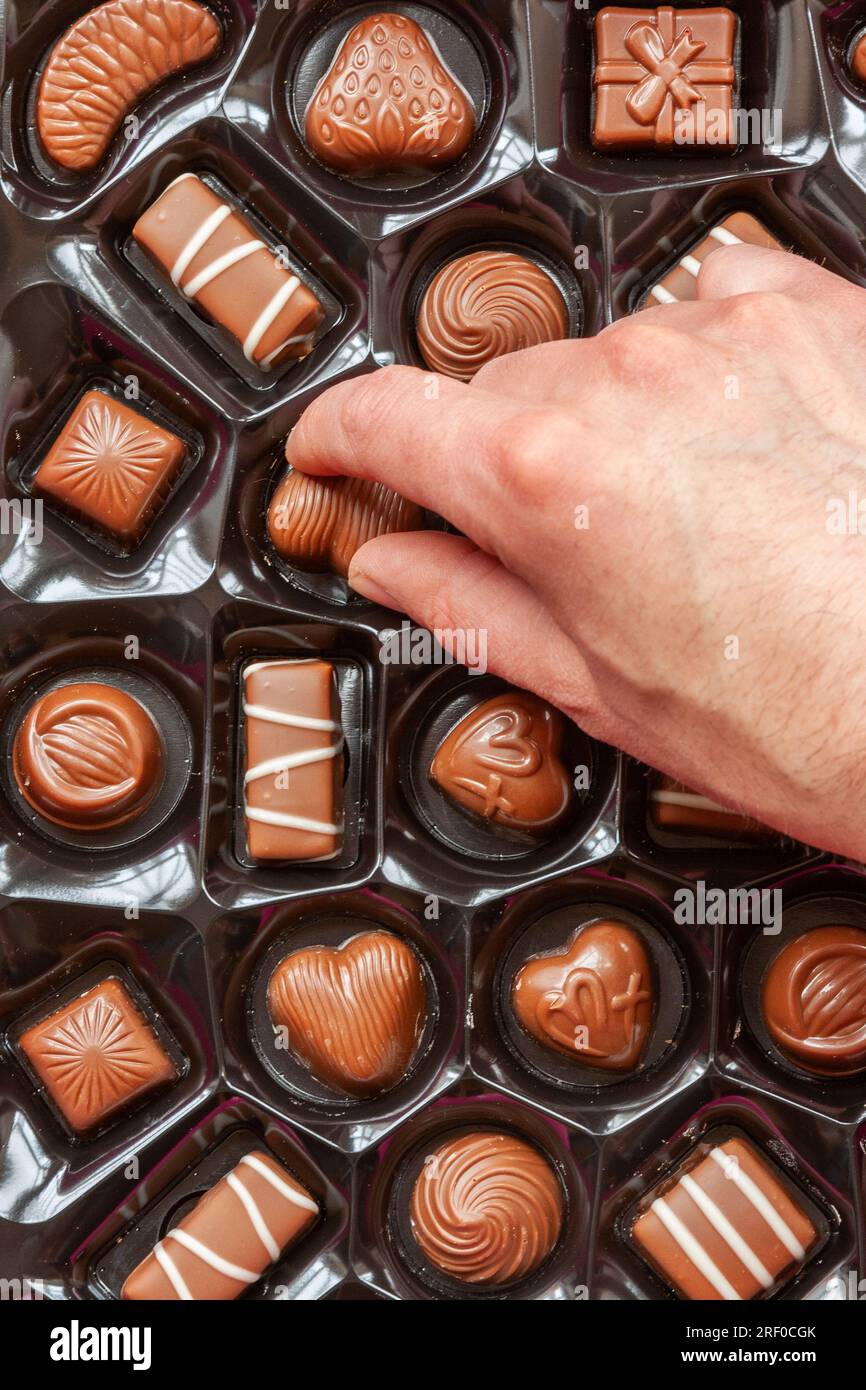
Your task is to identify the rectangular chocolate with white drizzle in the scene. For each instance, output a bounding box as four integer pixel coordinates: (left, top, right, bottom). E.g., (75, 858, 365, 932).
(631, 1135, 820, 1300)
(643, 212, 782, 307)
(132, 174, 325, 370)
(121, 1149, 319, 1300)
(242, 658, 343, 862)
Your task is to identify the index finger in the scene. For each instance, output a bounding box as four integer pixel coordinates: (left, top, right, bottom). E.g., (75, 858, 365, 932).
(697, 242, 857, 307)
(284, 363, 586, 559)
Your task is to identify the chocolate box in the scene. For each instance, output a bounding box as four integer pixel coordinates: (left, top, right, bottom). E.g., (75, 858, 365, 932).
(0, 0, 864, 1316)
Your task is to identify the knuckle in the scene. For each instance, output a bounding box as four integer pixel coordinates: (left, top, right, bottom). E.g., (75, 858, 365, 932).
(334, 366, 426, 463)
(487, 409, 574, 500)
(424, 571, 466, 637)
(717, 289, 804, 336)
(600, 320, 688, 385)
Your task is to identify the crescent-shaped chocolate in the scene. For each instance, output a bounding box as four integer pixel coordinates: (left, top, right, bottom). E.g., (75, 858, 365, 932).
(267, 930, 427, 1096)
(267, 467, 423, 580)
(12, 682, 164, 831)
(416, 250, 570, 381)
(410, 1130, 563, 1285)
(37, 0, 222, 173)
(761, 926, 866, 1075)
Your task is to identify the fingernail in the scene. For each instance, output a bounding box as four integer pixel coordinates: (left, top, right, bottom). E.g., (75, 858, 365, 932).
(348, 565, 400, 610)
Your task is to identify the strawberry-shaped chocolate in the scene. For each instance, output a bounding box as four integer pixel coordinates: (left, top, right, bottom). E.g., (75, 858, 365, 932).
(429, 691, 573, 835)
(305, 12, 476, 176)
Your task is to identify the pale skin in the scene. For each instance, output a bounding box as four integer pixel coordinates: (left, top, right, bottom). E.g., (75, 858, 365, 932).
(286, 245, 866, 861)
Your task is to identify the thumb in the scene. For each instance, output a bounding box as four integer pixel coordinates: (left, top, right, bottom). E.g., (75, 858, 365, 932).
(349, 531, 603, 729)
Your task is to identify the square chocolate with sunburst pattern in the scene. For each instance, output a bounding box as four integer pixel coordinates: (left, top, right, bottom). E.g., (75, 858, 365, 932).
(33, 389, 186, 546)
(18, 977, 177, 1135)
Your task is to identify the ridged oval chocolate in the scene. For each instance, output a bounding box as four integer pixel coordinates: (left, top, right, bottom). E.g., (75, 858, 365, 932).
(37, 0, 222, 172)
(410, 1130, 563, 1285)
(12, 682, 163, 830)
(267, 930, 427, 1096)
(762, 926, 866, 1075)
(267, 467, 423, 580)
(416, 250, 570, 381)
(305, 12, 475, 176)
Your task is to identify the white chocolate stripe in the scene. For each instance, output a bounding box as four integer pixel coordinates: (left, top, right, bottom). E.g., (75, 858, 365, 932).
(244, 276, 300, 362)
(243, 700, 338, 732)
(241, 1154, 320, 1213)
(651, 790, 729, 813)
(650, 1197, 742, 1300)
(171, 204, 230, 286)
(154, 1242, 193, 1301)
(183, 239, 266, 298)
(227, 1172, 279, 1262)
(709, 226, 744, 247)
(680, 1174, 773, 1290)
(244, 741, 342, 785)
(709, 1149, 805, 1260)
(650, 283, 678, 305)
(651, 225, 744, 305)
(166, 1229, 259, 1285)
(244, 806, 342, 834)
(244, 659, 320, 675)
(261, 331, 314, 367)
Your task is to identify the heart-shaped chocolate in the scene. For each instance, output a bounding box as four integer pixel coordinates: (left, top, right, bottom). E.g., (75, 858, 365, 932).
(305, 12, 476, 176)
(267, 930, 427, 1097)
(512, 920, 653, 1071)
(267, 466, 423, 580)
(429, 692, 573, 835)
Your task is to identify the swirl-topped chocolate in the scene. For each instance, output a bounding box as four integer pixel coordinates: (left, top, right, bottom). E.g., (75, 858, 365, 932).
(410, 1130, 563, 1285)
(12, 682, 163, 831)
(416, 250, 569, 381)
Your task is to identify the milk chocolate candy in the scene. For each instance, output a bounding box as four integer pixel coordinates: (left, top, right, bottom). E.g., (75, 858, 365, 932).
(762, 926, 866, 1076)
(416, 250, 569, 381)
(12, 681, 164, 831)
(33, 389, 187, 546)
(122, 1150, 319, 1299)
(429, 691, 573, 835)
(132, 175, 325, 369)
(851, 33, 866, 86)
(644, 212, 783, 306)
(513, 920, 653, 1071)
(305, 12, 475, 177)
(593, 6, 737, 151)
(267, 930, 427, 1096)
(649, 773, 771, 840)
(18, 977, 177, 1135)
(37, 0, 221, 173)
(410, 1131, 563, 1286)
(242, 659, 343, 862)
(632, 1135, 820, 1299)
(267, 467, 423, 580)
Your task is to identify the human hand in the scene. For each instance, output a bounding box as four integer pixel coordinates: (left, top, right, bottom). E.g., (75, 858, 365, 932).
(285, 245, 866, 860)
